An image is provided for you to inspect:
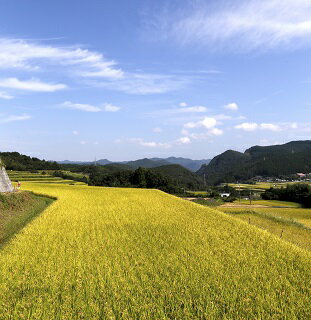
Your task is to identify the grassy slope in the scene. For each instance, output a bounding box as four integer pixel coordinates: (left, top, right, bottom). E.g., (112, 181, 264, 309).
(219, 206, 311, 251)
(0, 191, 54, 247)
(0, 183, 310, 319)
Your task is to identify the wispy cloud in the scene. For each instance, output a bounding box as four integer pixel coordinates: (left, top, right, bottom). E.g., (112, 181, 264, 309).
(61, 101, 120, 112)
(0, 91, 14, 99)
(153, 127, 163, 133)
(180, 106, 208, 113)
(103, 104, 120, 112)
(0, 78, 66, 92)
(128, 138, 171, 149)
(150, 0, 311, 51)
(0, 37, 187, 96)
(235, 122, 281, 131)
(176, 136, 191, 144)
(0, 38, 123, 78)
(0, 114, 31, 123)
(224, 103, 238, 111)
(184, 117, 217, 129)
(97, 73, 187, 95)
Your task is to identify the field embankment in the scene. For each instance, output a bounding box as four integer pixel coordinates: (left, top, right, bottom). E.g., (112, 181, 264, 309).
(0, 191, 54, 247)
(0, 183, 310, 319)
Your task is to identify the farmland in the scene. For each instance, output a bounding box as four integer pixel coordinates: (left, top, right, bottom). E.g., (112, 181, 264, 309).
(0, 182, 310, 319)
(227, 181, 311, 192)
(219, 205, 311, 251)
(7, 170, 86, 185)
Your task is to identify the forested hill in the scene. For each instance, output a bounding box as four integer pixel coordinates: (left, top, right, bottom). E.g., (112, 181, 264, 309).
(0, 152, 61, 171)
(152, 164, 204, 189)
(197, 140, 311, 185)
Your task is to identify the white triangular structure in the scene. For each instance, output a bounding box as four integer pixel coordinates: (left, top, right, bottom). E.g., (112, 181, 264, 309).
(0, 159, 14, 193)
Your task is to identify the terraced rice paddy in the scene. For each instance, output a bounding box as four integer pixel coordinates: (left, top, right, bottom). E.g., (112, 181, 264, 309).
(7, 171, 86, 185)
(0, 182, 310, 319)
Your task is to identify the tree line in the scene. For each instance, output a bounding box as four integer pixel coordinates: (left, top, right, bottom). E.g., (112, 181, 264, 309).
(262, 183, 311, 208)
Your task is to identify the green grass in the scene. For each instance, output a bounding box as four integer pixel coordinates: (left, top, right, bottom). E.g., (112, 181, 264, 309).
(0, 191, 54, 248)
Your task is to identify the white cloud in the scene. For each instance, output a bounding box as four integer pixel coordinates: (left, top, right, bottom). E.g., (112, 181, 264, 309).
(184, 116, 217, 129)
(0, 38, 187, 96)
(214, 114, 232, 120)
(181, 106, 207, 113)
(177, 136, 191, 144)
(0, 78, 67, 92)
(235, 122, 281, 131)
(184, 121, 198, 129)
(209, 128, 224, 136)
(98, 73, 187, 94)
(153, 127, 163, 133)
(61, 101, 120, 112)
(0, 91, 14, 99)
(224, 103, 239, 111)
(260, 123, 281, 131)
(179, 102, 187, 107)
(103, 104, 120, 112)
(129, 138, 171, 149)
(234, 122, 258, 131)
(72, 130, 79, 135)
(183, 116, 223, 139)
(62, 101, 101, 112)
(201, 117, 217, 129)
(0, 38, 123, 79)
(0, 114, 31, 123)
(155, 0, 311, 51)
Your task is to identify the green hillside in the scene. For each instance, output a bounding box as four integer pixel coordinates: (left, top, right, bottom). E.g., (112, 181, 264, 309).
(0, 152, 60, 171)
(125, 158, 170, 169)
(152, 164, 204, 189)
(198, 140, 311, 185)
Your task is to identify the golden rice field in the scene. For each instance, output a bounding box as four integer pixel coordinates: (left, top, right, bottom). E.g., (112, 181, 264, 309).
(0, 183, 310, 319)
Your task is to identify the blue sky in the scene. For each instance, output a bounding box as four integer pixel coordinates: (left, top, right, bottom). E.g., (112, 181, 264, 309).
(0, 0, 310, 161)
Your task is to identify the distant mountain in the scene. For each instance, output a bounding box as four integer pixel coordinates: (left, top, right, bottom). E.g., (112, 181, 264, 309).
(152, 157, 210, 171)
(197, 140, 311, 185)
(96, 159, 112, 165)
(58, 157, 210, 171)
(152, 164, 204, 189)
(58, 159, 112, 165)
(124, 158, 170, 169)
(57, 160, 91, 165)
